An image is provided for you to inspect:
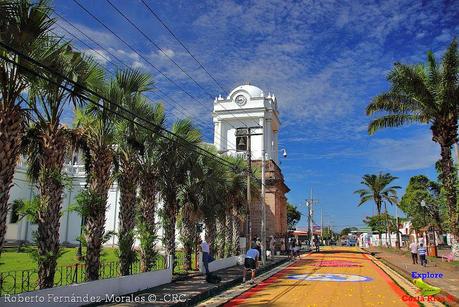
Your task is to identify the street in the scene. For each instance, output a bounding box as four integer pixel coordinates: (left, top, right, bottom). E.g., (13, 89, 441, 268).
(225, 247, 417, 306)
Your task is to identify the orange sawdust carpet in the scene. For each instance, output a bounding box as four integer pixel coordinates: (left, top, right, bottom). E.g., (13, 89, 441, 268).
(225, 247, 416, 307)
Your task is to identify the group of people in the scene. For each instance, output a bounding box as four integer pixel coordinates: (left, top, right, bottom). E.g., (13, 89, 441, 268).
(409, 240, 428, 266)
(288, 238, 301, 259)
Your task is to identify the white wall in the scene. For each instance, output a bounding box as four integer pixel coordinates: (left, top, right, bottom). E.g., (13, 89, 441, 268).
(5, 165, 84, 245)
(198, 252, 243, 273)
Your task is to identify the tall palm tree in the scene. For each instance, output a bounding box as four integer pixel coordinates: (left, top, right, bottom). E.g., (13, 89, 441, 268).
(113, 69, 154, 276)
(366, 39, 459, 237)
(73, 79, 119, 281)
(158, 119, 201, 270)
(177, 162, 202, 271)
(137, 103, 165, 272)
(23, 42, 103, 288)
(0, 0, 56, 254)
(354, 173, 400, 246)
(223, 155, 247, 256)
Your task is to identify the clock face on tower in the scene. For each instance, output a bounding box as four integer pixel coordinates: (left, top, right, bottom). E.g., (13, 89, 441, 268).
(235, 95, 247, 106)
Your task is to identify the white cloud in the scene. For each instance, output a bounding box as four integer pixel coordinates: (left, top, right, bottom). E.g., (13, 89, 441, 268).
(368, 133, 439, 171)
(158, 48, 175, 58)
(82, 49, 110, 65)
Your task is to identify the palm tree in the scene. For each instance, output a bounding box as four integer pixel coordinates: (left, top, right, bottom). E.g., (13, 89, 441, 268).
(366, 39, 459, 238)
(223, 155, 247, 256)
(23, 42, 103, 288)
(157, 119, 201, 270)
(177, 163, 201, 271)
(354, 173, 400, 246)
(113, 69, 154, 276)
(0, 0, 56, 254)
(137, 103, 165, 272)
(73, 79, 119, 281)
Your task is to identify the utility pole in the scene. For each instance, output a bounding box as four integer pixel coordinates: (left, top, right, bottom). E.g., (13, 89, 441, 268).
(320, 208, 324, 240)
(261, 149, 266, 265)
(246, 134, 252, 249)
(237, 127, 263, 250)
(306, 189, 319, 246)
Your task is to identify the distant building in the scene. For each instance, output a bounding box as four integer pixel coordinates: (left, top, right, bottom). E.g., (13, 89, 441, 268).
(212, 84, 290, 241)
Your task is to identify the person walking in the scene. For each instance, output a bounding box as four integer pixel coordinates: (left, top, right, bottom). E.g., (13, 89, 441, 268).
(269, 236, 276, 260)
(255, 238, 262, 263)
(418, 243, 427, 267)
(243, 243, 260, 284)
(409, 241, 418, 264)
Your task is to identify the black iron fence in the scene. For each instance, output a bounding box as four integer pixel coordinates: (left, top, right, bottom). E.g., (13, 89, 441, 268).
(0, 255, 168, 296)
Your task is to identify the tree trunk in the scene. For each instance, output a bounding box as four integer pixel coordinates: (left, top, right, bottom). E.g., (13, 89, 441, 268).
(0, 105, 23, 254)
(224, 210, 232, 258)
(85, 147, 113, 281)
(205, 216, 216, 256)
(376, 203, 382, 247)
(118, 157, 138, 276)
(36, 129, 66, 289)
(163, 192, 177, 272)
(138, 170, 157, 272)
(178, 205, 195, 272)
(216, 215, 226, 259)
(231, 206, 241, 256)
(385, 204, 391, 247)
(433, 119, 458, 239)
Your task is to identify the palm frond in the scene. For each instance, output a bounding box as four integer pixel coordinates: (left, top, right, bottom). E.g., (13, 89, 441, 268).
(368, 114, 426, 135)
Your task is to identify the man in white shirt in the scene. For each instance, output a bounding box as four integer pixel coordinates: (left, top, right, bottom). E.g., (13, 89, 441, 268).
(409, 241, 418, 264)
(243, 243, 260, 284)
(199, 239, 211, 275)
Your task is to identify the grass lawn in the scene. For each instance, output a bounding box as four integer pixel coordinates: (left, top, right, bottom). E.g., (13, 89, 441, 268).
(0, 246, 195, 295)
(0, 246, 118, 273)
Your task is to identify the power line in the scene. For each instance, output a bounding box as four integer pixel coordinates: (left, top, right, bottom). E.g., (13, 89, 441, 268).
(52, 12, 238, 150)
(139, 0, 228, 94)
(72, 0, 259, 131)
(0, 41, 239, 172)
(106, 0, 213, 99)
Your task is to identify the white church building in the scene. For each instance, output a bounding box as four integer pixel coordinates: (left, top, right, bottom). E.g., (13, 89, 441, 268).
(4, 84, 289, 247)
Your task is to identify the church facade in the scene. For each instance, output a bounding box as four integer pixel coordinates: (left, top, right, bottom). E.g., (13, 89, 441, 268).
(212, 84, 290, 242)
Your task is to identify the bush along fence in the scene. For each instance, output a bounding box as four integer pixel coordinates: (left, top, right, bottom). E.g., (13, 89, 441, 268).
(0, 253, 197, 296)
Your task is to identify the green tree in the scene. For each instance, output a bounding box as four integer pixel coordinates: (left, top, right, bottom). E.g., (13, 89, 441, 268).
(340, 227, 357, 237)
(287, 203, 301, 230)
(113, 69, 155, 276)
(0, 0, 56, 255)
(136, 103, 165, 272)
(364, 214, 397, 234)
(23, 42, 102, 288)
(73, 76, 121, 281)
(157, 119, 201, 271)
(223, 155, 247, 256)
(366, 39, 459, 237)
(354, 173, 400, 246)
(399, 175, 445, 232)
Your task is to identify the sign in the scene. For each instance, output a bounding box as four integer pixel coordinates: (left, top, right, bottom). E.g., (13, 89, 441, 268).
(287, 273, 372, 282)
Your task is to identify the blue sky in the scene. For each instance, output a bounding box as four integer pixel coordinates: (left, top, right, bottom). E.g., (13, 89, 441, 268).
(54, 0, 458, 231)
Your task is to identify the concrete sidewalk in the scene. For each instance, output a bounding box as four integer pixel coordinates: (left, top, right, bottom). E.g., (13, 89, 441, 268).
(366, 247, 459, 304)
(98, 256, 289, 307)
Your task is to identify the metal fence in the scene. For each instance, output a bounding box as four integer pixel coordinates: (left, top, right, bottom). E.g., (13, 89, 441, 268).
(0, 256, 168, 296)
